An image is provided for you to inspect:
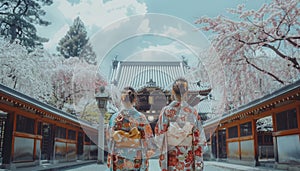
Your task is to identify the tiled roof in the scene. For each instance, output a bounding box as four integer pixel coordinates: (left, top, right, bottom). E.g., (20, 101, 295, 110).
(203, 79, 300, 127)
(198, 99, 213, 114)
(0, 84, 97, 130)
(109, 60, 200, 91)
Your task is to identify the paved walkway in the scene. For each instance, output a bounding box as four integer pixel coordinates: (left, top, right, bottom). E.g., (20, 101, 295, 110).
(205, 161, 285, 171)
(1, 160, 96, 171)
(2, 159, 297, 171)
(60, 160, 289, 171)
(61, 160, 229, 171)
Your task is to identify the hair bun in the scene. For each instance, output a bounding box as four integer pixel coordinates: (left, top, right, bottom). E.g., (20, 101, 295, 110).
(172, 78, 188, 98)
(122, 87, 137, 104)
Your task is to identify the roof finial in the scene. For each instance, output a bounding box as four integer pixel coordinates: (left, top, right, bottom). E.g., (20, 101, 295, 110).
(112, 55, 119, 69)
(181, 55, 188, 67)
(146, 78, 156, 87)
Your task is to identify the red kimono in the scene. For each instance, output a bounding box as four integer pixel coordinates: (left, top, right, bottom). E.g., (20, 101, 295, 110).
(155, 101, 207, 171)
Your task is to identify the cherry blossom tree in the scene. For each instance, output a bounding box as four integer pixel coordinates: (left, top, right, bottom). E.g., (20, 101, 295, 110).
(49, 56, 107, 114)
(49, 56, 76, 110)
(72, 58, 107, 118)
(196, 0, 299, 85)
(195, 0, 299, 113)
(223, 56, 288, 110)
(75, 96, 99, 123)
(257, 116, 273, 132)
(0, 38, 106, 120)
(0, 38, 52, 101)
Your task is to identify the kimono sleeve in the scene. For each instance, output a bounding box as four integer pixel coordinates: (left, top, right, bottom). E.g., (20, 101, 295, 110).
(192, 108, 207, 171)
(140, 114, 155, 154)
(154, 107, 169, 170)
(107, 114, 118, 153)
(139, 114, 155, 170)
(106, 113, 117, 168)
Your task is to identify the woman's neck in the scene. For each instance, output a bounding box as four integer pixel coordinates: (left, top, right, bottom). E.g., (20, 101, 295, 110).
(174, 96, 187, 102)
(122, 102, 134, 110)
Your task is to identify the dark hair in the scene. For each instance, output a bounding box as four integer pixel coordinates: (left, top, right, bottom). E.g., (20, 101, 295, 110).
(121, 87, 137, 104)
(172, 78, 188, 98)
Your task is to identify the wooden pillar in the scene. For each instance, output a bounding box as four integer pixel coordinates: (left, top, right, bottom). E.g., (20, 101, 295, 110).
(237, 124, 241, 160)
(50, 124, 56, 162)
(2, 112, 15, 166)
(76, 130, 78, 159)
(225, 127, 229, 159)
(297, 104, 300, 131)
(252, 119, 259, 166)
(272, 112, 279, 163)
(216, 129, 219, 159)
(66, 129, 69, 161)
(209, 131, 212, 159)
(33, 119, 38, 161)
(77, 131, 84, 160)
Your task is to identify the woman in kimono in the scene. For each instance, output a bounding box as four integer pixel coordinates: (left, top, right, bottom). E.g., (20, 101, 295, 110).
(107, 87, 155, 171)
(155, 78, 207, 171)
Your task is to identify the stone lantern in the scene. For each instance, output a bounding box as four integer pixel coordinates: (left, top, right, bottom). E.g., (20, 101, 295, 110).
(95, 86, 110, 164)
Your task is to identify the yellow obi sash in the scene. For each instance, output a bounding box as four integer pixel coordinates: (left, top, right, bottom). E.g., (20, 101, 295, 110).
(113, 127, 141, 148)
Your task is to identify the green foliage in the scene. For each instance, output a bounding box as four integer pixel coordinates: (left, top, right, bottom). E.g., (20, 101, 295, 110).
(79, 42, 97, 65)
(104, 112, 112, 124)
(57, 17, 89, 59)
(0, 0, 53, 52)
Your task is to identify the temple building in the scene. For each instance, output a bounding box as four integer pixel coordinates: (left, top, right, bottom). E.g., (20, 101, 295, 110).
(108, 57, 212, 127)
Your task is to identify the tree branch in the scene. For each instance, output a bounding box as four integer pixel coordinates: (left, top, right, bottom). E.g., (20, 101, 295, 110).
(242, 55, 285, 84)
(13, 0, 22, 14)
(262, 43, 300, 70)
(286, 37, 300, 47)
(21, 0, 29, 15)
(13, 78, 17, 89)
(0, 2, 9, 11)
(237, 36, 299, 46)
(236, 37, 300, 71)
(276, 11, 288, 37)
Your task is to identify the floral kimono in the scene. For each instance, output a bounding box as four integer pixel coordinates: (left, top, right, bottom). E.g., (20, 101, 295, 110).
(107, 108, 154, 171)
(155, 101, 207, 171)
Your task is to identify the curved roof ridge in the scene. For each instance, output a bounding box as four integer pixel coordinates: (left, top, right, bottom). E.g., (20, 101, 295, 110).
(120, 61, 182, 66)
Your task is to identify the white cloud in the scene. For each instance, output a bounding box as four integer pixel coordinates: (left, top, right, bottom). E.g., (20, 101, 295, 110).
(163, 25, 186, 37)
(57, 0, 147, 29)
(145, 42, 196, 60)
(124, 41, 200, 66)
(137, 18, 150, 33)
(126, 49, 179, 61)
(44, 0, 147, 52)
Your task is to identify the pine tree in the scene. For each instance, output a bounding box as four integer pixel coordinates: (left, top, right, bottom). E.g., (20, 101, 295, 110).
(79, 43, 97, 65)
(57, 17, 89, 59)
(0, 0, 53, 52)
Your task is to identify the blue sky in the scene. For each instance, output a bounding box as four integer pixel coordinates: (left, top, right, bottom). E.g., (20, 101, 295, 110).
(37, 0, 272, 80)
(146, 0, 271, 23)
(35, 0, 273, 104)
(38, 0, 271, 53)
